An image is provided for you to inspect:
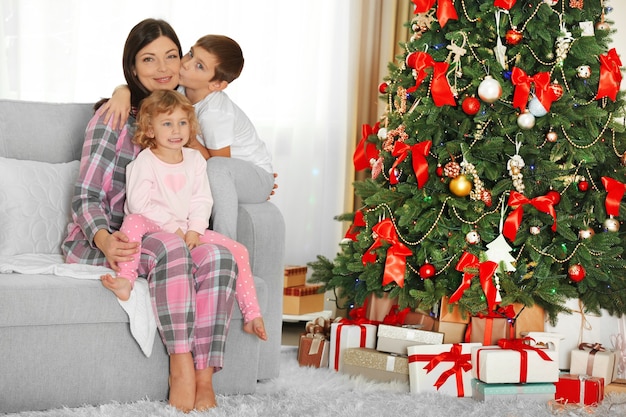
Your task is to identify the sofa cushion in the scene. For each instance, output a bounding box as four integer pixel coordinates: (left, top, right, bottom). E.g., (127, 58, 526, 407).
(0, 157, 79, 255)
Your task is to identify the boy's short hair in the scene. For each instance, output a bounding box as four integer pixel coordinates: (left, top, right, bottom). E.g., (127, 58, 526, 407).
(195, 34, 244, 83)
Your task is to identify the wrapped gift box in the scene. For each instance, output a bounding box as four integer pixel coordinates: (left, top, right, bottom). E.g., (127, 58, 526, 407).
(433, 320, 467, 344)
(472, 341, 559, 383)
(365, 292, 398, 322)
(376, 324, 444, 355)
(284, 265, 307, 288)
(606, 378, 626, 394)
(545, 298, 619, 370)
(283, 285, 324, 315)
(437, 297, 470, 324)
(404, 310, 436, 330)
(569, 343, 618, 386)
(329, 322, 377, 371)
(340, 347, 409, 384)
(297, 333, 329, 368)
(466, 315, 515, 346)
(471, 378, 556, 402)
(512, 303, 545, 338)
(520, 331, 565, 356)
(407, 343, 481, 397)
(555, 374, 604, 406)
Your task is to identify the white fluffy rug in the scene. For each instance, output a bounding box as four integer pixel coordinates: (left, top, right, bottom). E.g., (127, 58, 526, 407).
(6, 346, 626, 417)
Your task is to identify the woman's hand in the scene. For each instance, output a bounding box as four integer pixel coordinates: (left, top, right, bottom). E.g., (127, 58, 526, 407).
(101, 85, 132, 130)
(94, 229, 139, 272)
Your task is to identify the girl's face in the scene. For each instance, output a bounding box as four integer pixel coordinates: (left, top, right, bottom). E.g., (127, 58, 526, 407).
(134, 36, 181, 92)
(179, 45, 220, 90)
(148, 107, 190, 152)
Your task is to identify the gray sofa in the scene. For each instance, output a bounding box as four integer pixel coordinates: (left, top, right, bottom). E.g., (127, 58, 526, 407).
(0, 99, 285, 413)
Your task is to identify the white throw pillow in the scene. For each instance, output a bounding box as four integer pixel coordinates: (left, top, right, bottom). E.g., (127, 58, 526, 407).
(0, 157, 79, 255)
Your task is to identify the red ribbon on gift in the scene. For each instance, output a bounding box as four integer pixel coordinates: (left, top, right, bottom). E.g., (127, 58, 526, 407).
(382, 304, 412, 325)
(498, 337, 553, 383)
(431, 62, 457, 107)
(362, 219, 413, 288)
(464, 305, 517, 345)
(409, 343, 472, 396)
(601, 176, 626, 217)
(494, 0, 516, 10)
(332, 302, 376, 371)
(354, 122, 380, 171)
(596, 48, 622, 102)
(406, 51, 434, 93)
(578, 342, 607, 377)
(344, 210, 366, 241)
(389, 140, 432, 187)
(449, 252, 499, 312)
(511, 67, 557, 112)
(412, 0, 458, 28)
(503, 191, 558, 242)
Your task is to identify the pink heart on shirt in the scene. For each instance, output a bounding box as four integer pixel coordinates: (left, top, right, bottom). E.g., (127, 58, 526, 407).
(164, 173, 186, 193)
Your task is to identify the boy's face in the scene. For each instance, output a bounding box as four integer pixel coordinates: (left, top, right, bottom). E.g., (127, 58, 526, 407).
(179, 45, 221, 92)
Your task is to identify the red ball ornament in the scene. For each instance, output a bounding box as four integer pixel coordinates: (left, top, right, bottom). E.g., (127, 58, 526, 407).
(550, 82, 564, 101)
(505, 28, 523, 45)
(378, 82, 389, 94)
(568, 264, 586, 282)
(419, 263, 436, 279)
(578, 180, 589, 192)
(546, 190, 561, 205)
(436, 164, 444, 177)
(462, 96, 481, 115)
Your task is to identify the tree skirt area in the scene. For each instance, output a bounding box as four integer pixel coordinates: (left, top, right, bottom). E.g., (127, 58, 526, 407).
(7, 346, 626, 417)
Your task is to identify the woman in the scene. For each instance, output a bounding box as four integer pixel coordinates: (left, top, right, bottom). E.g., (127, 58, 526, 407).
(62, 18, 237, 412)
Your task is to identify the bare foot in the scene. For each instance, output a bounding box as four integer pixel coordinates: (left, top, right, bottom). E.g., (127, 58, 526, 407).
(100, 274, 132, 301)
(195, 367, 217, 411)
(169, 353, 196, 413)
(243, 317, 267, 341)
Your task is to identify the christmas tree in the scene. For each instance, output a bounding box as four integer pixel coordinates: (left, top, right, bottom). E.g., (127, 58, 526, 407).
(309, 0, 626, 322)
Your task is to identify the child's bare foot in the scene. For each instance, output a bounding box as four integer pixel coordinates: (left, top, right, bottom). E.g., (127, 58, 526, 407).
(243, 317, 267, 341)
(195, 367, 217, 411)
(169, 353, 196, 413)
(100, 274, 132, 301)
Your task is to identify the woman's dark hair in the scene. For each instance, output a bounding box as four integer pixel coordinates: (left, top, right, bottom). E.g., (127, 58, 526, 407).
(94, 18, 182, 111)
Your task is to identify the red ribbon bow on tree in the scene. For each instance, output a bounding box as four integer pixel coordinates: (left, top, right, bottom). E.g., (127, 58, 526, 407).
(382, 304, 412, 325)
(344, 210, 366, 241)
(354, 122, 380, 171)
(601, 176, 626, 217)
(389, 140, 432, 187)
(511, 67, 557, 113)
(449, 252, 499, 312)
(362, 219, 412, 288)
(431, 62, 457, 107)
(422, 343, 472, 394)
(406, 51, 435, 93)
(503, 191, 559, 242)
(494, 0, 517, 10)
(412, 0, 458, 28)
(596, 48, 623, 102)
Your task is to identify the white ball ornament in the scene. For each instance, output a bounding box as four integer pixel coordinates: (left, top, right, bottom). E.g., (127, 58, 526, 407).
(528, 96, 548, 117)
(377, 127, 387, 140)
(517, 111, 536, 130)
(604, 217, 620, 232)
(530, 226, 541, 235)
(578, 228, 595, 240)
(577, 65, 591, 79)
(543, 0, 558, 5)
(478, 76, 502, 103)
(465, 231, 481, 244)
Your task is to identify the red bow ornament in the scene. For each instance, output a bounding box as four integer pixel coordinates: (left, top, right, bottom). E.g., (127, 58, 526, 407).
(406, 51, 435, 93)
(412, 0, 458, 28)
(449, 252, 499, 312)
(344, 210, 366, 241)
(601, 176, 626, 217)
(389, 140, 432, 187)
(354, 122, 380, 171)
(431, 62, 457, 107)
(362, 219, 413, 288)
(503, 191, 559, 242)
(596, 48, 623, 102)
(494, 0, 516, 10)
(511, 67, 557, 112)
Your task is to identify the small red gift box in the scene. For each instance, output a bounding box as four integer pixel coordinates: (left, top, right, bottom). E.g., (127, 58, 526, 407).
(555, 374, 604, 406)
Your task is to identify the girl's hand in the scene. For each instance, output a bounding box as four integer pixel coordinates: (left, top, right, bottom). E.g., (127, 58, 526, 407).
(185, 231, 201, 249)
(102, 85, 132, 130)
(94, 229, 139, 272)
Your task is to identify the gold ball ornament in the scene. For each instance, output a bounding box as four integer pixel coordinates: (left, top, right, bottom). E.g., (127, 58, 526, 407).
(596, 21, 611, 31)
(449, 175, 472, 197)
(578, 227, 595, 240)
(546, 131, 558, 143)
(604, 217, 620, 232)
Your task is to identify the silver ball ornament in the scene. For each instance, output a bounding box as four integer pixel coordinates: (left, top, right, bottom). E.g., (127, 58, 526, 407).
(528, 96, 548, 117)
(478, 76, 502, 103)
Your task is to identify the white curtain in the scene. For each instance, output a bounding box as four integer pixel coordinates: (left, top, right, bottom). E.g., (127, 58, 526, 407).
(0, 0, 371, 266)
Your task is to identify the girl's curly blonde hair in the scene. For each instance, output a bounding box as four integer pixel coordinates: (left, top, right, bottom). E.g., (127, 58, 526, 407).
(133, 90, 199, 149)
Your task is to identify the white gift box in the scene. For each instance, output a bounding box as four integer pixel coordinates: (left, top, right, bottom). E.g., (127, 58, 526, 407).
(376, 324, 444, 355)
(329, 322, 377, 371)
(545, 298, 619, 370)
(570, 344, 618, 386)
(407, 343, 481, 397)
(472, 343, 559, 383)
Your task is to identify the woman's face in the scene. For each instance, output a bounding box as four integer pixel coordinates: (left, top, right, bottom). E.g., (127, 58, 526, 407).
(133, 35, 181, 92)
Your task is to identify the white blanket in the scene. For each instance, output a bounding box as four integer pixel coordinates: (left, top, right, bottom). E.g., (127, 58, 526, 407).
(0, 254, 157, 357)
